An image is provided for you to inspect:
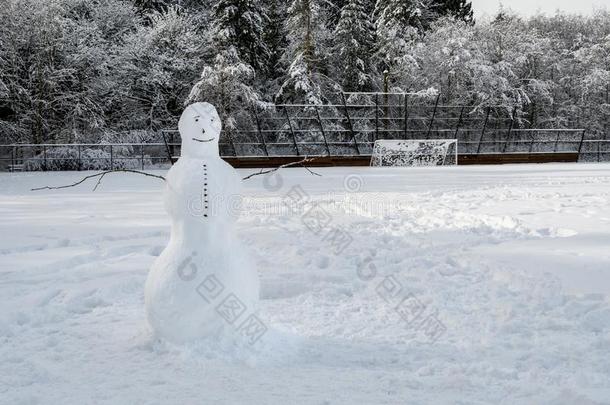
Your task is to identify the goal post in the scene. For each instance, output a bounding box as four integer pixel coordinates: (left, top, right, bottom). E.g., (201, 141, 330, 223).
(370, 139, 458, 167)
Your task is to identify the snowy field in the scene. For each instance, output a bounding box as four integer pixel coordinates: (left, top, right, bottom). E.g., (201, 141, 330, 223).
(1, 163, 610, 405)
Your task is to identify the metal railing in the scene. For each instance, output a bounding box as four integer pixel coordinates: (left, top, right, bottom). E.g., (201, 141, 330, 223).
(1, 93, 608, 170)
(0, 143, 175, 172)
(2, 136, 609, 171)
(163, 127, 593, 158)
(579, 139, 610, 162)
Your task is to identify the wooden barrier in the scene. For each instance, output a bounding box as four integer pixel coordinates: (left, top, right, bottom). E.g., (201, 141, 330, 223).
(223, 153, 580, 168)
(223, 156, 371, 168)
(457, 153, 579, 165)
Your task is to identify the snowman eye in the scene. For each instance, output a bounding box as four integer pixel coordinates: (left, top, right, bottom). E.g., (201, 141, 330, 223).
(195, 118, 199, 122)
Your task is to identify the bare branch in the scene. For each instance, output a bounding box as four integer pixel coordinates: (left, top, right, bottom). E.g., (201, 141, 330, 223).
(300, 164, 322, 177)
(31, 169, 166, 192)
(242, 157, 322, 181)
(92, 171, 109, 192)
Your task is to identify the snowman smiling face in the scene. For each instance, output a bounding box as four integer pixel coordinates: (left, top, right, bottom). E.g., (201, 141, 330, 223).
(179, 102, 222, 158)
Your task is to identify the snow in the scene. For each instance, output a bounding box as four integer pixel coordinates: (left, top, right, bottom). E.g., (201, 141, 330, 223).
(1, 163, 610, 404)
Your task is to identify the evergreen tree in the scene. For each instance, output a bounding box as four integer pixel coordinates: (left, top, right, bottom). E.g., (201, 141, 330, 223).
(375, 0, 433, 34)
(277, 0, 334, 104)
(432, 0, 473, 24)
(133, 0, 171, 14)
(333, 0, 376, 91)
(188, 47, 260, 131)
(189, 0, 268, 132)
(211, 0, 270, 73)
(374, 0, 432, 78)
(324, 0, 349, 30)
(261, 0, 288, 90)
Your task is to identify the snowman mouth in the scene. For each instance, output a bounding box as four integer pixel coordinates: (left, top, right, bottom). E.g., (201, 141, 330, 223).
(192, 137, 215, 143)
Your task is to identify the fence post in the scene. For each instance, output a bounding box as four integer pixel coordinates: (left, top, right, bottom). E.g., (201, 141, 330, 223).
(375, 94, 379, 141)
(503, 107, 517, 153)
(426, 94, 441, 138)
(43, 145, 47, 171)
(477, 107, 491, 155)
(78, 145, 82, 171)
(577, 130, 586, 160)
(226, 129, 238, 157)
(454, 106, 465, 140)
(251, 106, 269, 157)
(110, 145, 114, 170)
(404, 94, 409, 139)
(598, 142, 601, 163)
(553, 130, 561, 153)
(169, 132, 175, 158)
(283, 107, 299, 156)
(315, 105, 331, 156)
(341, 93, 360, 155)
(161, 131, 174, 165)
(141, 144, 145, 170)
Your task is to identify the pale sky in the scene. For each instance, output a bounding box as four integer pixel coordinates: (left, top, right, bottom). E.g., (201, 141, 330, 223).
(471, 0, 608, 18)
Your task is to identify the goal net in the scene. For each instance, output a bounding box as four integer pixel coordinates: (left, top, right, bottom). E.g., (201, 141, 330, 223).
(370, 139, 458, 167)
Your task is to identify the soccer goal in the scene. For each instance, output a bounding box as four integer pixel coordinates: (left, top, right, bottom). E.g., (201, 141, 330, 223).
(370, 139, 458, 167)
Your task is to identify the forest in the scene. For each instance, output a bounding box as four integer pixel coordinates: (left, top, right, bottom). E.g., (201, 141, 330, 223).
(1, 0, 610, 146)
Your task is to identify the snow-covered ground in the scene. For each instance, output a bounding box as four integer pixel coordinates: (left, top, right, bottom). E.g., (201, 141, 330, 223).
(1, 164, 610, 404)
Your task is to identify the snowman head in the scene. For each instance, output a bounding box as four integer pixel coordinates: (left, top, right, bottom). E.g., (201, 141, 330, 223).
(179, 102, 222, 158)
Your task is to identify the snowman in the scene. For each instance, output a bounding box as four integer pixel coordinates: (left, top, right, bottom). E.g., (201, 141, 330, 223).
(145, 102, 261, 344)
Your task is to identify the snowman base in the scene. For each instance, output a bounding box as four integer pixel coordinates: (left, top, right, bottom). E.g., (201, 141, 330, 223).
(144, 102, 262, 348)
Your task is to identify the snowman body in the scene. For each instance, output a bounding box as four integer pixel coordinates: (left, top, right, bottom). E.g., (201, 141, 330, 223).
(145, 103, 259, 344)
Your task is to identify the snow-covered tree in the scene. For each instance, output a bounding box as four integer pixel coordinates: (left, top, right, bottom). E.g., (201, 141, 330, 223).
(211, 0, 270, 74)
(277, 0, 336, 104)
(188, 47, 260, 131)
(133, 0, 172, 14)
(573, 34, 610, 136)
(432, 0, 473, 24)
(374, 0, 432, 87)
(403, 18, 480, 102)
(332, 0, 376, 92)
(261, 0, 288, 89)
(324, 0, 349, 29)
(116, 7, 204, 139)
(2, 0, 610, 145)
(0, 0, 139, 144)
(472, 11, 531, 110)
(375, 0, 433, 34)
(188, 0, 267, 133)
(575, 35, 610, 102)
